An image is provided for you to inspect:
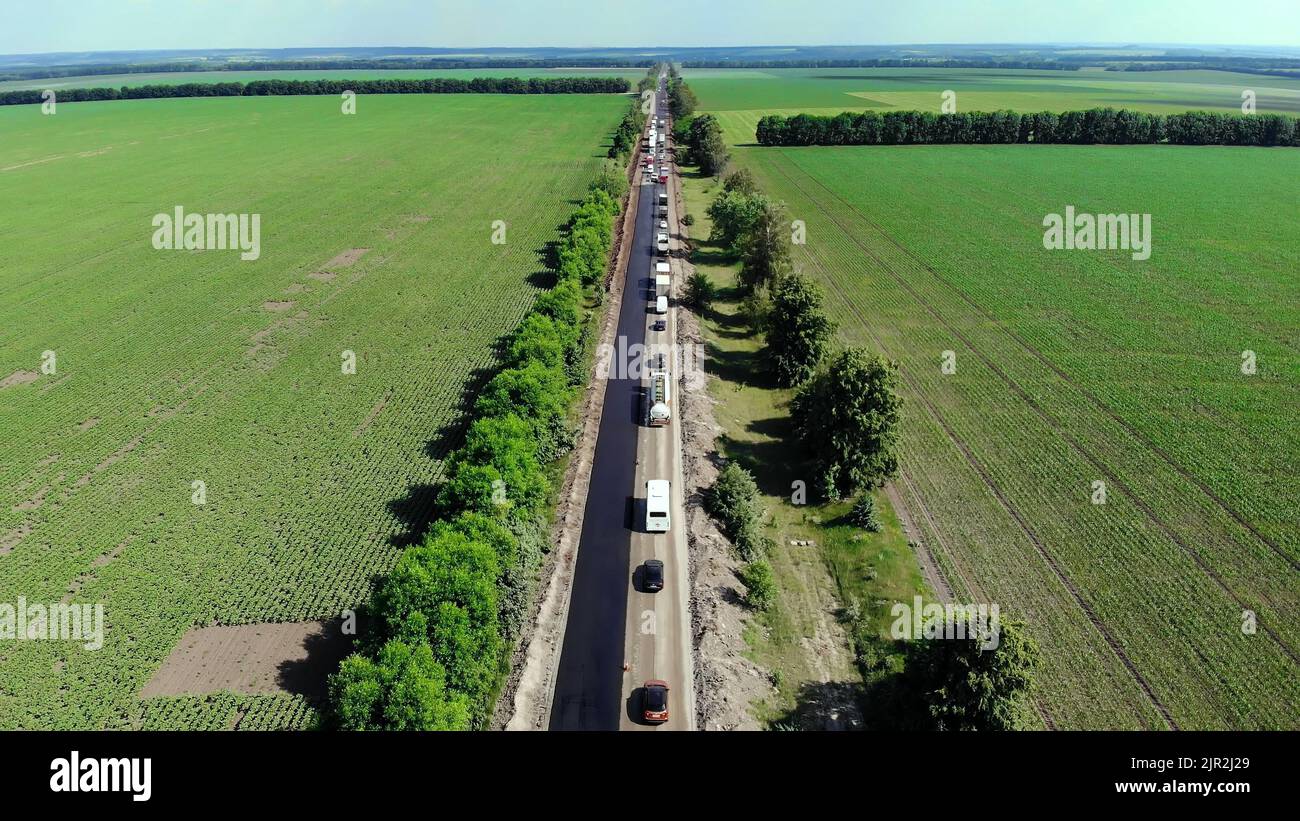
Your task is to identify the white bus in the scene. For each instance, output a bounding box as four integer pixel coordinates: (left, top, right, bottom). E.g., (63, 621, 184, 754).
(645, 479, 671, 532)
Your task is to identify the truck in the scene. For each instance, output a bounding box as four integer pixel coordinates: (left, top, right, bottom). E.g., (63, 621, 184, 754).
(645, 479, 671, 532)
(657, 192, 668, 216)
(646, 370, 671, 426)
(655, 260, 671, 289)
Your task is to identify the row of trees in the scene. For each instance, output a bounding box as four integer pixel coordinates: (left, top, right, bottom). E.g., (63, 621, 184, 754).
(636, 64, 659, 95)
(706, 168, 901, 498)
(696, 171, 1038, 729)
(608, 98, 648, 161)
(1118, 64, 1300, 79)
(0, 76, 631, 106)
(327, 175, 626, 730)
(666, 71, 697, 120)
(705, 463, 775, 610)
(1114, 55, 1300, 71)
(681, 58, 1080, 71)
(0, 58, 659, 83)
(756, 108, 1300, 147)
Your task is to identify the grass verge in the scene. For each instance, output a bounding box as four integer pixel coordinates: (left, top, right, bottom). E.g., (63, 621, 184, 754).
(678, 167, 931, 728)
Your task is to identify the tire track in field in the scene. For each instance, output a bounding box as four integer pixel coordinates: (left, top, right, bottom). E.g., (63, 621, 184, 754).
(767, 154, 1182, 729)
(858, 276, 1174, 728)
(771, 153, 1300, 667)
(791, 154, 1296, 574)
(896, 350, 1179, 729)
(888, 477, 958, 603)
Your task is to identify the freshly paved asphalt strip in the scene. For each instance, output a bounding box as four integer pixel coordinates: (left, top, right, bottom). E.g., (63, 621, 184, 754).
(548, 115, 658, 731)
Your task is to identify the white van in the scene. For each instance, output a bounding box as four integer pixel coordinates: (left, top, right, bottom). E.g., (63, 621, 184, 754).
(655, 295, 668, 314)
(646, 479, 671, 532)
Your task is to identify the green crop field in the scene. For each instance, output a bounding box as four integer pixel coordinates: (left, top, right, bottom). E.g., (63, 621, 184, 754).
(0, 91, 625, 729)
(0, 67, 646, 92)
(724, 143, 1299, 729)
(682, 67, 1300, 144)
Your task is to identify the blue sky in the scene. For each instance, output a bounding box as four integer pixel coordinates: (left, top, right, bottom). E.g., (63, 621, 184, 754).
(2, 0, 1297, 55)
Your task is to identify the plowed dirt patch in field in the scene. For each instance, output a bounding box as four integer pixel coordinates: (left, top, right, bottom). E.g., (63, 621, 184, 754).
(140, 619, 352, 704)
(1, 370, 39, 389)
(321, 248, 370, 270)
(0, 523, 31, 555)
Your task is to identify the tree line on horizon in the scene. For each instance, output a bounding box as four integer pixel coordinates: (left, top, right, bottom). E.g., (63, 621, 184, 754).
(0, 76, 631, 106)
(0, 58, 656, 83)
(682, 58, 1082, 70)
(756, 108, 1300, 147)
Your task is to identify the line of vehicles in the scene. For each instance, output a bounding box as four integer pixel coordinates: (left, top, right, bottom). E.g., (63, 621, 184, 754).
(638, 91, 674, 725)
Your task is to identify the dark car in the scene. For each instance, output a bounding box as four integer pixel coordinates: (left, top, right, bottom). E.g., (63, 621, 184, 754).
(642, 680, 670, 724)
(651, 320, 667, 332)
(643, 559, 664, 591)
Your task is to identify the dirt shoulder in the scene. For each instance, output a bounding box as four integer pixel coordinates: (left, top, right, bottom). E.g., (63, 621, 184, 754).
(676, 302, 772, 730)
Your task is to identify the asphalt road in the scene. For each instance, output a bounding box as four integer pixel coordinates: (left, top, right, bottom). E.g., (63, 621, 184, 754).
(550, 83, 693, 731)
(620, 111, 695, 731)
(548, 106, 658, 731)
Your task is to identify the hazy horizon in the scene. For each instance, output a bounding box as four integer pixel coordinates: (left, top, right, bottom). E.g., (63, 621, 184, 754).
(2, 0, 1297, 56)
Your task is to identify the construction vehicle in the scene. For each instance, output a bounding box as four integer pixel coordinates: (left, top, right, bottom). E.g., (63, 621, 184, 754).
(646, 370, 671, 426)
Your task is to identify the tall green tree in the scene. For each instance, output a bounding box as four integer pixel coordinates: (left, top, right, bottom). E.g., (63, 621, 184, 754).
(474, 362, 574, 462)
(790, 348, 902, 498)
(436, 414, 549, 518)
(705, 462, 770, 561)
(685, 113, 728, 175)
(764, 272, 835, 386)
(684, 270, 718, 313)
(371, 530, 503, 707)
(668, 79, 697, 118)
(697, 127, 729, 177)
(707, 189, 768, 252)
(903, 618, 1039, 731)
(722, 167, 759, 196)
(737, 200, 792, 292)
(328, 639, 472, 731)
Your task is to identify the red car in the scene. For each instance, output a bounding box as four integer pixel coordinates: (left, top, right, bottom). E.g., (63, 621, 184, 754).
(658, 172, 668, 184)
(642, 680, 670, 724)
